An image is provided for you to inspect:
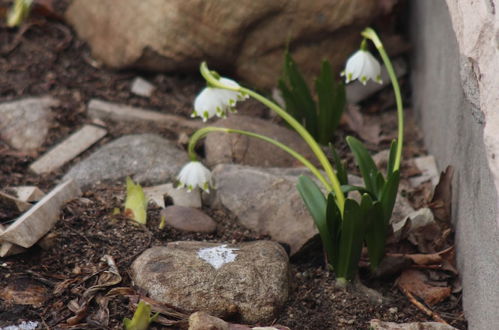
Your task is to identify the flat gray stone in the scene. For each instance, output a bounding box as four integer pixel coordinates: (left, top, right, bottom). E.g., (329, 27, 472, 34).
(161, 206, 216, 233)
(0, 96, 58, 152)
(206, 164, 318, 255)
(143, 183, 201, 208)
(131, 241, 289, 323)
(63, 134, 188, 189)
(204, 114, 318, 168)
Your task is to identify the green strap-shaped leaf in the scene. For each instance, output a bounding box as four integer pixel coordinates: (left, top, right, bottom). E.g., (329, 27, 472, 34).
(335, 198, 366, 281)
(346, 136, 380, 198)
(387, 139, 398, 176)
(330, 146, 348, 186)
(316, 60, 346, 145)
(380, 170, 400, 226)
(297, 175, 334, 263)
(281, 51, 317, 137)
(363, 200, 385, 270)
(326, 193, 341, 270)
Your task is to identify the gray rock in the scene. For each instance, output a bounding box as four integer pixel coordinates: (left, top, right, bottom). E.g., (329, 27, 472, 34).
(144, 183, 202, 208)
(131, 241, 289, 323)
(131, 77, 156, 97)
(206, 164, 317, 255)
(205, 115, 317, 168)
(0, 97, 58, 152)
(161, 206, 217, 233)
(63, 134, 188, 189)
(370, 320, 458, 330)
(65, 0, 385, 89)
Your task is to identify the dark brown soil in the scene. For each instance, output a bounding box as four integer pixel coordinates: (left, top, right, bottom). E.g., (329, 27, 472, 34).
(0, 3, 466, 329)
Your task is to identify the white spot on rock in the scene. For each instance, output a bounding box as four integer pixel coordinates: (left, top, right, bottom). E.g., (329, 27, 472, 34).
(197, 244, 239, 269)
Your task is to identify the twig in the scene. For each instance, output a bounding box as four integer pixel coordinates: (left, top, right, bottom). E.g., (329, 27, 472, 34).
(400, 286, 449, 324)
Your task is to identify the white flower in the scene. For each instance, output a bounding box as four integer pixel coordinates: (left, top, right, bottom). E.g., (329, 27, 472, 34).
(192, 78, 248, 121)
(177, 161, 212, 192)
(341, 50, 382, 85)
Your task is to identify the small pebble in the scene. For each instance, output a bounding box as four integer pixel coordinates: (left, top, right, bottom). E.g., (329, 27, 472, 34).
(389, 307, 398, 314)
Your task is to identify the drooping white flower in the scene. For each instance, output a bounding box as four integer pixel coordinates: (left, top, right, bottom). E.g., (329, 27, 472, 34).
(341, 50, 382, 85)
(192, 77, 248, 121)
(177, 161, 212, 192)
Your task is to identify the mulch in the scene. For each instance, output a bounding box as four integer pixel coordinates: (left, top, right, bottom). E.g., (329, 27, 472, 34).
(0, 2, 467, 329)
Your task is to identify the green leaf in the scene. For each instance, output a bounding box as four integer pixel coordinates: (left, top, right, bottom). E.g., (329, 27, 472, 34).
(297, 176, 335, 264)
(278, 79, 299, 120)
(330, 146, 348, 186)
(380, 170, 400, 225)
(316, 60, 346, 144)
(364, 200, 385, 270)
(281, 51, 317, 137)
(340, 185, 377, 200)
(335, 198, 366, 281)
(387, 139, 398, 176)
(124, 177, 148, 224)
(346, 136, 380, 197)
(326, 193, 341, 269)
(375, 172, 386, 197)
(123, 301, 159, 330)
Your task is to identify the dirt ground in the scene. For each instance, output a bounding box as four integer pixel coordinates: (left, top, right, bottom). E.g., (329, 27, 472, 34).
(0, 2, 467, 329)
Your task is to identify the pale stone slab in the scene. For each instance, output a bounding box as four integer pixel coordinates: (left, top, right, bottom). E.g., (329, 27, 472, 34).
(8, 186, 45, 203)
(143, 183, 201, 208)
(87, 99, 202, 132)
(0, 180, 81, 248)
(30, 125, 107, 174)
(131, 77, 156, 97)
(0, 191, 31, 212)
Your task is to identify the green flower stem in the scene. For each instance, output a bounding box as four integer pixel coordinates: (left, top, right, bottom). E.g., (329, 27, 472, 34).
(188, 126, 333, 191)
(361, 27, 404, 172)
(241, 88, 345, 212)
(199, 62, 346, 213)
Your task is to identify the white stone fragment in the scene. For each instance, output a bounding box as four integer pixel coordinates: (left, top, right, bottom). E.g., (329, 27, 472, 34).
(30, 125, 107, 174)
(197, 244, 239, 269)
(392, 207, 435, 241)
(143, 183, 201, 208)
(0, 191, 31, 212)
(0, 180, 81, 248)
(0, 321, 39, 330)
(131, 77, 156, 97)
(409, 155, 439, 187)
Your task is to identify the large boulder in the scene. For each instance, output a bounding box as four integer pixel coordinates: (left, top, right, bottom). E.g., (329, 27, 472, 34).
(131, 241, 289, 323)
(65, 0, 384, 89)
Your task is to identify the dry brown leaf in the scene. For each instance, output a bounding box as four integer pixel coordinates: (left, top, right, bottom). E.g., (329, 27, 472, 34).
(429, 166, 454, 223)
(397, 269, 451, 306)
(408, 222, 443, 253)
(344, 105, 382, 144)
(390, 253, 442, 265)
(0, 278, 48, 307)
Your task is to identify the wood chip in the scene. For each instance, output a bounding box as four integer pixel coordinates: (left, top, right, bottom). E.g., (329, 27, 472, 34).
(0, 180, 81, 248)
(8, 186, 45, 202)
(87, 99, 203, 132)
(0, 191, 32, 212)
(30, 125, 107, 174)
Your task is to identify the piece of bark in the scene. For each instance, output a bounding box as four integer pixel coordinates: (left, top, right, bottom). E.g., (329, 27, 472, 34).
(87, 99, 203, 132)
(0, 180, 81, 248)
(30, 125, 107, 174)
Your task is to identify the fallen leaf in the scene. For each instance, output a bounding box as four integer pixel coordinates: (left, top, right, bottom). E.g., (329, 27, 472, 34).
(429, 166, 454, 223)
(397, 269, 451, 306)
(0, 278, 48, 307)
(344, 105, 382, 144)
(124, 177, 147, 224)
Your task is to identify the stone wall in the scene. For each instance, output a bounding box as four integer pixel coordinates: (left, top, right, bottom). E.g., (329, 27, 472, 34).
(410, 1, 499, 329)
